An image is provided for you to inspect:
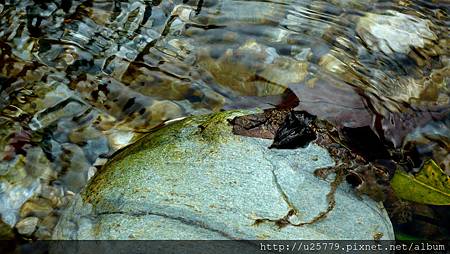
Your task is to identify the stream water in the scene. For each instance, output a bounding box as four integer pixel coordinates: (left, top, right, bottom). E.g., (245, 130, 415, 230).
(0, 0, 448, 239)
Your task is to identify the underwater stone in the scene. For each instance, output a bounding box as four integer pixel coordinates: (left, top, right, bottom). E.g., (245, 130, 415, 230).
(83, 137, 110, 163)
(15, 216, 39, 236)
(357, 11, 437, 55)
(0, 181, 40, 226)
(53, 110, 394, 240)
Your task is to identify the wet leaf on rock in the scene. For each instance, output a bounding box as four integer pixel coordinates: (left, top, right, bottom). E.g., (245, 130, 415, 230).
(229, 109, 290, 139)
(270, 111, 316, 149)
(230, 109, 317, 149)
(391, 160, 450, 205)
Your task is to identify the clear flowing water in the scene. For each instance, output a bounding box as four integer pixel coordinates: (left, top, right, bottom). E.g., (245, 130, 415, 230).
(0, 0, 448, 239)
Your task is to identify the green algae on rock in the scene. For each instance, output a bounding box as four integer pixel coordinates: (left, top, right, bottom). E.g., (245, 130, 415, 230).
(53, 110, 394, 240)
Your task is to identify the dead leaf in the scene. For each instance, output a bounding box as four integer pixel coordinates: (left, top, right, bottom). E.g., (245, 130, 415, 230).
(230, 109, 317, 149)
(270, 111, 316, 149)
(391, 160, 450, 205)
(230, 109, 289, 139)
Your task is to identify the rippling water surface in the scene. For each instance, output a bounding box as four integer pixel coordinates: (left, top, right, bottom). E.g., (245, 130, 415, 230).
(0, 0, 448, 239)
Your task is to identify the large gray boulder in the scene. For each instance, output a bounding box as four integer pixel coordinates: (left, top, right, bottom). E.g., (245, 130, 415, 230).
(53, 110, 394, 240)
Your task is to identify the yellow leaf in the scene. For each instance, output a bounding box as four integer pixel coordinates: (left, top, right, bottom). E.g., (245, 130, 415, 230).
(391, 160, 450, 205)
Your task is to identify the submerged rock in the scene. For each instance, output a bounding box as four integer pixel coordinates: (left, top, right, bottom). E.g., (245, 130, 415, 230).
(15, 216, 38, 236)
(356, 11, 437, 55)
(53, 110, 394, 240)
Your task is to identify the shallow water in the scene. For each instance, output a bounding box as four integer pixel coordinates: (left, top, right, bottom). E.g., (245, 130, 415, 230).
(0, 0, 448, 239)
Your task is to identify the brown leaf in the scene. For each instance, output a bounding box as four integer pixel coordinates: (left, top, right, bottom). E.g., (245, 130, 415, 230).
(229, 109, 289, 139)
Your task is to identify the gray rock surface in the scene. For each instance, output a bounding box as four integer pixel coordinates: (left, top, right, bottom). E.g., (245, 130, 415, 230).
(53, 110, 394, 240)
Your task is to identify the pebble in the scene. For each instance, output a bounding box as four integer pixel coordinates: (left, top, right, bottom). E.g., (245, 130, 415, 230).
(16, 217, 39, 236)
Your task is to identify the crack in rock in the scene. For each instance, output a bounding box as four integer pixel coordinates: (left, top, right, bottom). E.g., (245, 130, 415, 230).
(95, 210, 237, 240)
(267, 158, 299, 214)
(254, 154, 344, 228)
